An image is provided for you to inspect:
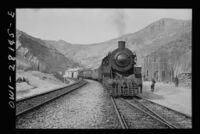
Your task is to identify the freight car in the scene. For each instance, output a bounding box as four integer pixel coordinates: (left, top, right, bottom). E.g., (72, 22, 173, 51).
(78, 69, 92, 79)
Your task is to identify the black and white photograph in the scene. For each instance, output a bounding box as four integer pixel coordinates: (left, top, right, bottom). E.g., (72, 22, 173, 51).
(15, 8, 192, 129)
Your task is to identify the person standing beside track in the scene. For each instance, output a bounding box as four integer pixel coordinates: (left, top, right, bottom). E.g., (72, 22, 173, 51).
(151, 78, 156, 92)
(174, 76, 179, 87)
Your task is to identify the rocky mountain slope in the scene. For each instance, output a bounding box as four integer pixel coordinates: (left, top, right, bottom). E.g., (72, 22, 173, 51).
(16, 30, 81, 76)
(48, 18, 191, 71)
(17, 18, 191, 85)
(143, 30, 191, 86)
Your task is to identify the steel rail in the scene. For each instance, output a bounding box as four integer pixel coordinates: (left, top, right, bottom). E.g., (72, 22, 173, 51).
(136, 95, 191, 118)
(16, 80, 87, 116)
(17, 79, 84, 102)
(121, 98, 177, 129)
(132, 98, 178, 128)
(111, 97, 128, 129)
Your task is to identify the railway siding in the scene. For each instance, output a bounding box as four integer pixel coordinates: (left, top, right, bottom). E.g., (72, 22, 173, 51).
(16, 80, 87, 116)
(133, 97, 192, 128)
(16, 80, 122, 128)
(113, 98, 169, 128)
(16, 79, 75, 102)
(111, 96, 191, 129)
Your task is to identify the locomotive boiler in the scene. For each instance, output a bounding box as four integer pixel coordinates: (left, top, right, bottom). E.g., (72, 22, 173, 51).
(99, 41, 142, 97)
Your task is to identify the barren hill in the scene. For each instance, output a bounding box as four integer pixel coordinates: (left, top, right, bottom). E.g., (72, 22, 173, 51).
(48, 18, 191, 70)
(16, 30, 81, 76)
(16, 18, 191, 84)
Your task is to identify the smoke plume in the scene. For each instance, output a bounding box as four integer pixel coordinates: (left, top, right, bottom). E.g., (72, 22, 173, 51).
(112, 9, 126, 36)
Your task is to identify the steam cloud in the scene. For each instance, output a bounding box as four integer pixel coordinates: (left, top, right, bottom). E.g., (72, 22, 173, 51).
(112, 9, 126, 36)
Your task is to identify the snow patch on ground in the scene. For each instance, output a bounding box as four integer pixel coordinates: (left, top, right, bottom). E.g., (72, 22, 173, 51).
(141, 81, 191, 116)
(16, 70, 75, 101)
(16, 82, 35, 92)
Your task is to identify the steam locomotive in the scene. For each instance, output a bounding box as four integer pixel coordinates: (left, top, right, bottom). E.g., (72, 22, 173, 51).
(78, 41, 142, 97)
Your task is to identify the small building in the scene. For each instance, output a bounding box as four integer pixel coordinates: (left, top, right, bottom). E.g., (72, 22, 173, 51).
(63, 67, 82, 83)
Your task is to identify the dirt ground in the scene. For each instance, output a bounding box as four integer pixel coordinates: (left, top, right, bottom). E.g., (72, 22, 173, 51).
(16, 70, 75, 101)
(140, 81, 191, 117)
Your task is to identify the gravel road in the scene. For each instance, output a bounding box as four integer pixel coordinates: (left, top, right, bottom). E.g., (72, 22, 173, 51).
(16, 79, 121, 129)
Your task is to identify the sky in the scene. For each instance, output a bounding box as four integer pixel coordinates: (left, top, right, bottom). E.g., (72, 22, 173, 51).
(16, 9, 192, 44)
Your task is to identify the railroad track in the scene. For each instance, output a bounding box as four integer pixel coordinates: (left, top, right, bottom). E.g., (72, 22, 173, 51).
(135, 95, 191, 118)
(111, 97, 173, 128)
(132, 96, 192, 128)
(111, 96, 191, 128)
(16, 79, 87, 116)
(111, 97, 129, 129)
(121, 98, 177, 129)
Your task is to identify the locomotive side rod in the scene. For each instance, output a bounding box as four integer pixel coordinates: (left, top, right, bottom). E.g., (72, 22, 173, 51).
(111, 97, 129, 129)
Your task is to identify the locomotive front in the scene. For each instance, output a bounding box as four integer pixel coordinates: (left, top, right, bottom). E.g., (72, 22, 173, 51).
(100, 40, 142, 97)
(110, 41, 136, 77)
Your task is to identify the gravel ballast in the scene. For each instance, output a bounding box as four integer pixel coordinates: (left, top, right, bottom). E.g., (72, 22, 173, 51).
(16, 80, 86, 116)
(114, 99, 169, 129)
(132, 98, 192, 128)
(16, 80, 121, 128)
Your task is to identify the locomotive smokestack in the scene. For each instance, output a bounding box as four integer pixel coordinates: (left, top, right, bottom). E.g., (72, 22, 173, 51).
(118, 41, 126, 49)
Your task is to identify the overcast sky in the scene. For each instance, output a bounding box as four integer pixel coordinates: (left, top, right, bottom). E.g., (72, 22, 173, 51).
(16, 9, 191, 44)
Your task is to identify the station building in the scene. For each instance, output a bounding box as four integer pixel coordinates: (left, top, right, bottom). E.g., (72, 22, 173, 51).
(63, 68, 82, 83)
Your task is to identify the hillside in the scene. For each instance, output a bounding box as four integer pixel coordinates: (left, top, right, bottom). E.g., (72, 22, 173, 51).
(143, 30, 191, 86)
(48, 18, 191, 70)
(16, 18, 191, 85)
(16, 30, 81, 76)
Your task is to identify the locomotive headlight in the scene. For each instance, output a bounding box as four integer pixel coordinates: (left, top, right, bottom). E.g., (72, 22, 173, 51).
(116, 53, 131, 67)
